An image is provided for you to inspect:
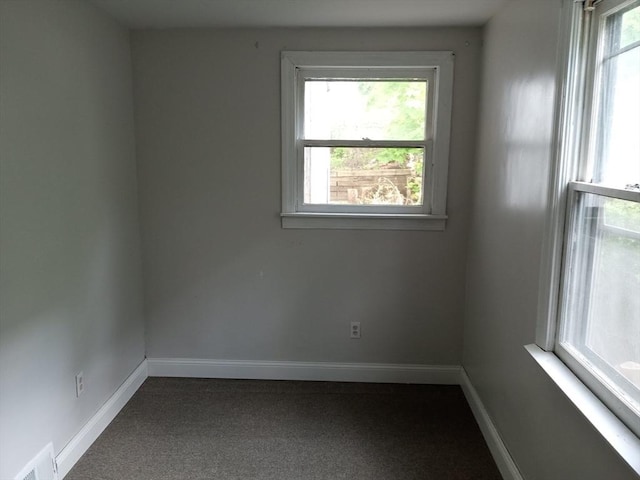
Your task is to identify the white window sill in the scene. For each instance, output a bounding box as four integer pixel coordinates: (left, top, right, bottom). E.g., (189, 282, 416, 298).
(281, 212, 447, 231)
(525, 344, 640, 475)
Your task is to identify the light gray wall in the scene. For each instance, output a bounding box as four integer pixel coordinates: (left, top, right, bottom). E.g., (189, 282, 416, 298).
(0, 1, 144, 478)
(132, 28, 481, 364)
(463, 0, 637, 478)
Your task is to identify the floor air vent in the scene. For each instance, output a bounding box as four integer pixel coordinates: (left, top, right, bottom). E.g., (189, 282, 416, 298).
(23, 468, 38, 480)
(21, 470, 37, 480)
(14, 443, 58, 480)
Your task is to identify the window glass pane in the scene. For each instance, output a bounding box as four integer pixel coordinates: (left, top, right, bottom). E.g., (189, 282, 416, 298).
(304, 147, 423, 205)
(596, 9, 640, 186)
(620, 5, 640, 49)
(560, 193, 640, 411)
(304, 80, 426, 141)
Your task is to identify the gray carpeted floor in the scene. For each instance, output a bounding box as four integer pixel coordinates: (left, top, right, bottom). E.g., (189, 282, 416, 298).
(66, 378, 502, 480)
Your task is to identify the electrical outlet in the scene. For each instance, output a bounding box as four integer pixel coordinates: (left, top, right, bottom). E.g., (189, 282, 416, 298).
(75, 372, 84, 397)
(350, 322, 361, 339)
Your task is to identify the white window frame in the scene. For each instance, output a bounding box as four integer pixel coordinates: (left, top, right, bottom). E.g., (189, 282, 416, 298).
(280, 51, 454, 230)
(534, 0, 640, 471)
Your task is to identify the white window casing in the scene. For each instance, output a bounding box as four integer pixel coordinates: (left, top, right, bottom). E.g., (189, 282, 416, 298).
(533, 0, 640, 472)
(281, 51, 454, 230)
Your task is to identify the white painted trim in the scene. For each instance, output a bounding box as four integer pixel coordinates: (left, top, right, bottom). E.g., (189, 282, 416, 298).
(280, 50, 454, 229)
(536, 0, 586, 350)
(56, 359, 148, 479)
(282, 51, 455, 69)
(570, 181, 640, 202)
(460, 369, 524, 480)
(525, 344, 640, 476)
(281, 212, 447, 230)
(147, 357, 461, 384)
(43, 353, 640, 479)
(281, 51, 298, 215)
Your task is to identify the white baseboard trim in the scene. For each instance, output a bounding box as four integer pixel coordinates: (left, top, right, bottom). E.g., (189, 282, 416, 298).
(147, 357, 461, 384)
(56, 359, 148, 479)
(460, 369, 523, 480)
(52, 359, 522, 480)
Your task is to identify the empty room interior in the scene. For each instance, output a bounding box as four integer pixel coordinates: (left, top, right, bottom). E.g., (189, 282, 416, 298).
(1, 0, 639, 479)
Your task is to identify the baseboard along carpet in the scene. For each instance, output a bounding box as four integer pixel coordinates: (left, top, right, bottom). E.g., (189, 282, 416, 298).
(65, 377, 501, 480)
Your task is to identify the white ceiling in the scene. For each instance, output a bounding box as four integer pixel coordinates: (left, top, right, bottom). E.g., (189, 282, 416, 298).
(89, 0, 511, 29)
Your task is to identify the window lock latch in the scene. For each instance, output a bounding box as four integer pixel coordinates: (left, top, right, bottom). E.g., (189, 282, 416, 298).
(581, 0, 602, 11)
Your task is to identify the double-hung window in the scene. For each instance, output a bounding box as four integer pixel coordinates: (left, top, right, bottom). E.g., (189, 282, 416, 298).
(281, 51, 454, 230)
(542, 0, 640, 441)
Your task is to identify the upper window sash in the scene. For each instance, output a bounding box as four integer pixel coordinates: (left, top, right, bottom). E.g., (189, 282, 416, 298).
(536, 0, 638, 346)
(581, 0, 640, 185)
(570, 181, 640, 201)
(298, 67, 434, 80)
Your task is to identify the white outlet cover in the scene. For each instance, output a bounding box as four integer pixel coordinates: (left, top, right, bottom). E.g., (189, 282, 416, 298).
(350, 322, 361, 338)
(75, 372, 84, 397)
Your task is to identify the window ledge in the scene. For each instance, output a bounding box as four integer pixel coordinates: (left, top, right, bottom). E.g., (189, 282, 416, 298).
(525, 344, 640, 476)
(281, 212, 447, 231)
